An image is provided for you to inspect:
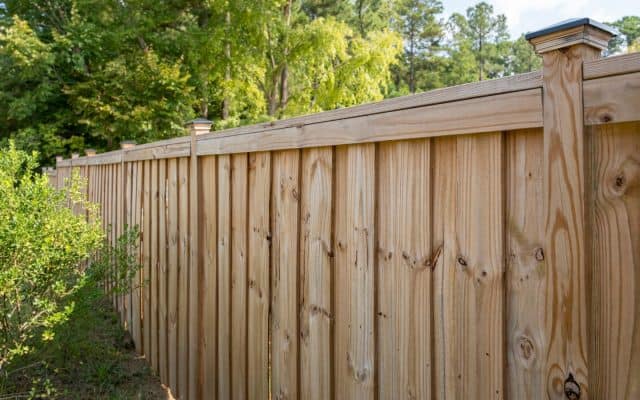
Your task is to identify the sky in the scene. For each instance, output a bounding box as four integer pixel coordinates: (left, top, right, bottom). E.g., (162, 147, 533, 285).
(443, 0, 640, 38)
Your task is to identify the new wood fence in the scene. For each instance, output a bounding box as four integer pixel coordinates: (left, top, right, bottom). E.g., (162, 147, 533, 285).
(53, 20, 640, 399)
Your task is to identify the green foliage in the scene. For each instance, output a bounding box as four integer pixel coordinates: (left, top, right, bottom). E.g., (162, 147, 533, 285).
(607, 16, 640, 54)
(0, 0, 636, 164)
(0, 142, 103, 370)
(89, 225, 143, 297)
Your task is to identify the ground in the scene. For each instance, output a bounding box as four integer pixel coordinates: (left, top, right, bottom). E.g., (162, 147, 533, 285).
(0, 283, 168, 399)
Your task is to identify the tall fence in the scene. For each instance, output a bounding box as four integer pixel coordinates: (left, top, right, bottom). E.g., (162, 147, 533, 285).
(54, 20, 640, 399)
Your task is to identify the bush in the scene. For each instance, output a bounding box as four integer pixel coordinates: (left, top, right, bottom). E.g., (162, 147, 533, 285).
(0, 142, 103, 370)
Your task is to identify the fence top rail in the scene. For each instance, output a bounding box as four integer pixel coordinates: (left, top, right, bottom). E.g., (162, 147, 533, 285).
(57, 70, 543, 167)
(583, 52, 640, 80)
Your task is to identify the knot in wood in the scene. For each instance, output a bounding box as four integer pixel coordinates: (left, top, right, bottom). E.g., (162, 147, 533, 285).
(518, 336, 534, 360)
(457, 256, 468, 268)
(535, 247, 545, 262)
(564, 373, 580, 400)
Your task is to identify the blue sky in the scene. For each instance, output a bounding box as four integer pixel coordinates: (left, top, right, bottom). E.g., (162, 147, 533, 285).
(443, 0, 640, 38)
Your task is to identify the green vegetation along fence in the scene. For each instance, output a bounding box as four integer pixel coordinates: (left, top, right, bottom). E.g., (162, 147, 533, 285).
(52, 19, 640, 400)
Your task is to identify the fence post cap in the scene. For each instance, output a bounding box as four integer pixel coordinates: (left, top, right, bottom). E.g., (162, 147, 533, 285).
(55, 155, 64, 163)
(186, 118, 213, 136)
(85, 149, 97, 157)
(71, 153, 80, 159)
(120, 140, 136, 149)
(525, 17, 617, 53)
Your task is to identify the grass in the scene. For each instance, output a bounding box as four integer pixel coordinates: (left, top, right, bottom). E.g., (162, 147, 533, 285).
(0, 282, 167, 399)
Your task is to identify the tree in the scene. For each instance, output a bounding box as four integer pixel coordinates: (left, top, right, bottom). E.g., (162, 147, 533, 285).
(448, 2, 509, 81)
(507, 34, 541, 74)
(393, 0, 444, 93)
(607, 16, 640, 54)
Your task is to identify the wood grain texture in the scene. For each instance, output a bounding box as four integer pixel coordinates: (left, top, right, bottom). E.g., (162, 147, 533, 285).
(150, 160, 159, 372)
(143, 160, 152, 359)
(167, 158, 179, 393)
(189, 147, 201, 400)
(589, 122, 640, 399)
(334, 144, 376, 400)
(231, 153, 248, 400)
(198, 90, 541, 156)
(505, 129, 545, 399)
(583, 52, 640, 80)
(247, 151, 271, 400)
(178, 157, 190, 398)
(158, 160, 169, 384)
(377, 139, 432, 400)
(134, 162, 144, 351)
(270, 150, 300, 400)
(432, 137, 457, 400)
(583, 71, 640, 125)
(456, 132, 504, 399)
(299, 147, 334, 400)
(541, 44, 600, 399)
(124, 162, 133, 335)
(216, 154, 232, 399)
(199, 155, 217, 400)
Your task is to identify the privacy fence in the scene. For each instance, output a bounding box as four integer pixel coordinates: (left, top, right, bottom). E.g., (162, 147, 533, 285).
(51, 20, 640, 399)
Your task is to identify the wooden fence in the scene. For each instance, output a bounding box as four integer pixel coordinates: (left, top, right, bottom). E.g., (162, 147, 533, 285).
(54, 20, 640, 399)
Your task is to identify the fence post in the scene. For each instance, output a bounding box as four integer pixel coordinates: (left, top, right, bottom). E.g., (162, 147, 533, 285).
(526, 19, 616, 399)
(186, 118, 212, 400)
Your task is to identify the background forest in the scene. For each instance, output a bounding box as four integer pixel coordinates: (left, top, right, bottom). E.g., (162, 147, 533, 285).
(0, 0, 638, 166)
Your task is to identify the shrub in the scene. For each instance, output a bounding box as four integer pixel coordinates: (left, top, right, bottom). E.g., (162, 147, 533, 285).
(0, 142, 103, 370)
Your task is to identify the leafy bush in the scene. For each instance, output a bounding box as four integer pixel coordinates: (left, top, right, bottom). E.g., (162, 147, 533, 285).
(0, 142, 103, 370)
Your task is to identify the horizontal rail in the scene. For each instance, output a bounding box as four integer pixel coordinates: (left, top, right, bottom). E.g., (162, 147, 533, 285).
(59, 72, 543, 166)
(584, 71, 640, 125)
(197, 88, 542, 155)
(583, 52, 640, 80)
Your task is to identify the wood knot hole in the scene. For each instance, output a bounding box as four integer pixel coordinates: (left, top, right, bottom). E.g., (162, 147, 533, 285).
(601, 113, 613, 123)
(564, 373, 580, 400)
(535, 247, 545, 262)
(615, 174, 626, 188)
(457, 256, 468, 268)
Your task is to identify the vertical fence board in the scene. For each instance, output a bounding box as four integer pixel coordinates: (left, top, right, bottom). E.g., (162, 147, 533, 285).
(455, 132, 504, 398)
(299, 147, 334, 400)
(178, 157, 190, 398)
(125, 162, 133, 336)
(217, 154, 232, 399)
(505, 129, 545, 399)
(334, 143, 376, 400)
(271, 150, 300, 400)
(200, 155, 218, 399)
(158, 160, 169, 384)
(231, 153, 248, 400)
(143, 160, 152, 358)
(150, 160, 159, 372)
(377, 139, 432, 400)
(247, 151, 271, 400)
(432, 136, 457, 400)
(167, 158, 179, 393)
(134, 162, 144, 350)
(589, 121, 640, 399)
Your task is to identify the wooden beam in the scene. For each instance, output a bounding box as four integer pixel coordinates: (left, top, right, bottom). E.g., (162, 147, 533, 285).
(528, 18, 615, 399)
(583, 52, 640, 80)
(197, 89, 542, 156)
(583, 71, 640, 125)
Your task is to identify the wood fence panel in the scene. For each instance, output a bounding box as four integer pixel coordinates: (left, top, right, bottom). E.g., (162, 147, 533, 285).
(158, 159, 169, 384)
(270, 149, 300, 400)
(589, 121, 640, 399)
(505, 129, 545, 399)
(199, 155, 218, 399)
(299, 147, 334, 400)
(230, 153, 248, 400)
(217, 154, 232, 399)
(247, 151, 271, 400)
(124, 162, 133, 335)
(377, 139, 432, 400)
(334, 144, 376, 400)
(178, 157, 190, 398)
(150, 159, 159, 372)
(167, 158, 179, 393)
